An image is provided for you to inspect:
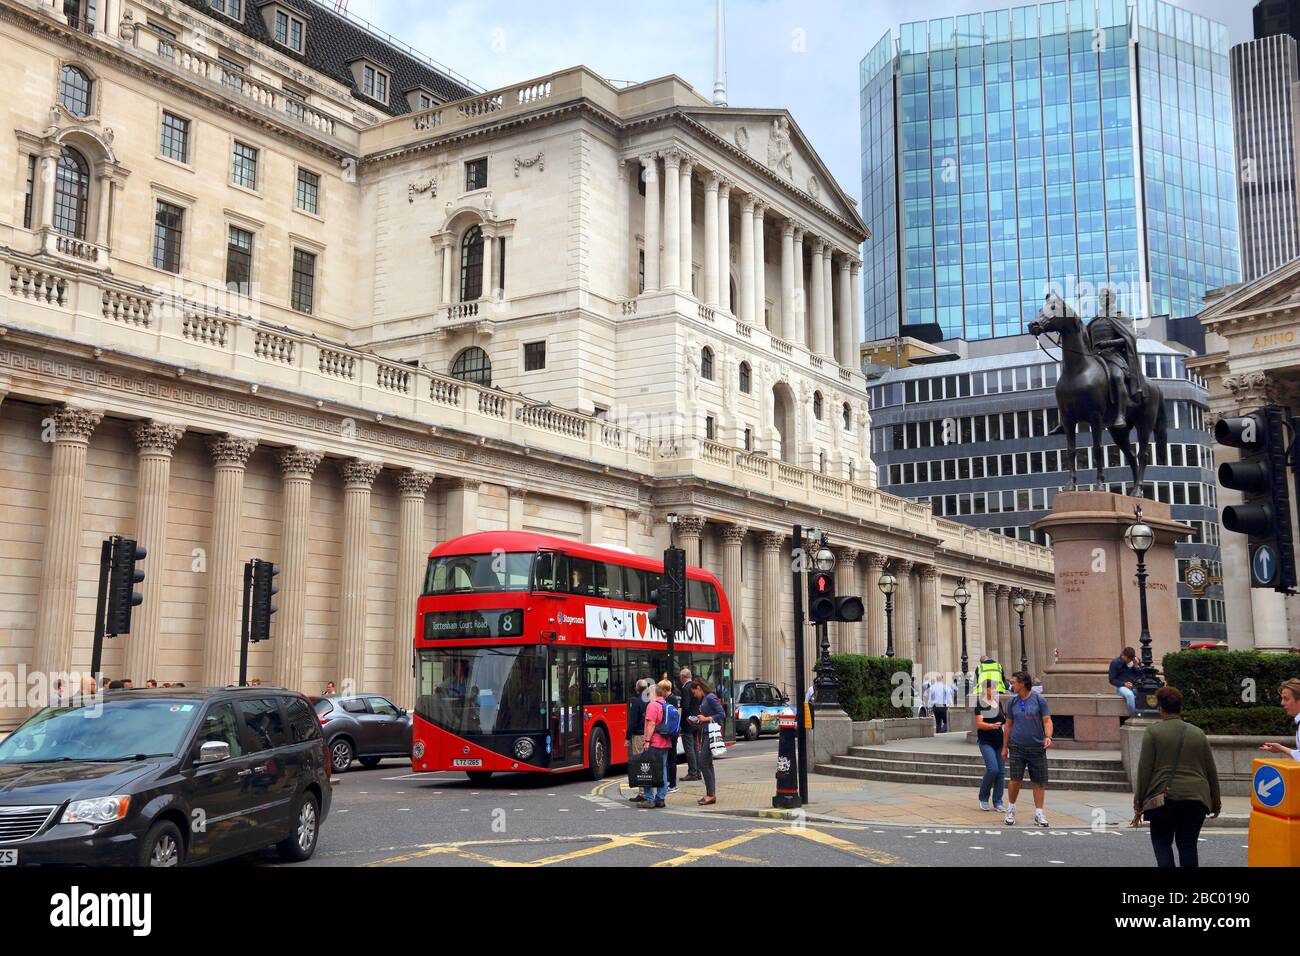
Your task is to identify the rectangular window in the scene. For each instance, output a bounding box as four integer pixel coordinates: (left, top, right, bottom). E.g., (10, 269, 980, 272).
(159, 111, 189, 163)
(291, 248, 316, 314)
(219, 55, 245, 92)
(465, 157, 488, 191)
(290, 17, 302, 50)
(210, 0, 242, 18)
(152, 200, 184, 273)
(231, 141, 258, 190)
(705, 416, 715, 441)
(638, 250, 645, 293)
(275, 10, 288, 42)
(23, 155, 36, 229)
(295, 167, 320, 214)
(283, 86, 306, 121)
(225, 225, 253, 294)
(151, 21, 176, 60)
(523, 340, 546, 371)
(744, 428, 753, 451)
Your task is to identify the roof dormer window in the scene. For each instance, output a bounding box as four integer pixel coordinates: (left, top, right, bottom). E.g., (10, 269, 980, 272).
(259, 2, 308, 52)
(209, 0, 243, 21)
(362, 65, 388, 101)
(406, 87, 438, 112)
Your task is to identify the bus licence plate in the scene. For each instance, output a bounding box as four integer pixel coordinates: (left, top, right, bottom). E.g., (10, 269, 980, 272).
(0, 850, 16, 866)
(452, 759, 482, 768)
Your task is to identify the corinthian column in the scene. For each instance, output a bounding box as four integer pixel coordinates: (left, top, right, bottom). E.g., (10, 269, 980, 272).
(809, 240, 826, 356)
(641, 154, 660, 293)
(274, 447, 323, 693)
(996, 586, 1013, 673)
(662, 151, 681, 290)
(753, 202, 767, 327)
(721, 524, 747, 677)
(202, 435, 257, 687)
(679, 156, 694, 292)
(125, 420, 185, 685)
(703, 172, 720, 306)
(780, 221, 795, 341)
(394, 469, 434, 708)
(918, 565, 939, 679)
(834, 548, 860, 654)
(823, 246, 835, 359)
(865, 553, 885, 656)
(337, 458, 382, 694)
(739, 197, 755, 324)
(851, 260, 863, 361)
(793, 228, 806, 346)
(675, 514, 706, 569)
(1045, 596, 1058, 667)
(717, 182, 732, 312)
(761, 532, 784, 686)
(837, 256, 854, 366)
(1031, 593, 1048, 678)
(982, 582, 998, 666)
(893, 559, 915, 663)
(33, 406, 102, 683)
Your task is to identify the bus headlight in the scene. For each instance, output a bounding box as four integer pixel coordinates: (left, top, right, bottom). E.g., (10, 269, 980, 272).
(412, 741, 425, 760)
(514, 737, 534, 760)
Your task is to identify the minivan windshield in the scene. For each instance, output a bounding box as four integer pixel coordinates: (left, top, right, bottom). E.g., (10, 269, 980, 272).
(0, 697, 200, 763)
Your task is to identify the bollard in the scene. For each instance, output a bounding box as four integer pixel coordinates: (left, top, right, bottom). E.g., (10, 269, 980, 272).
(772, 714, 801, 809)
(1247, 757, 1300, 867)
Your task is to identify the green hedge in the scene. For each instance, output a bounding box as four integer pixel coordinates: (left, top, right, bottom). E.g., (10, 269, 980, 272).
(1184, 707, 1295, 737)
(830, 654, 914, 722)
(1161, 650, 1298, 710)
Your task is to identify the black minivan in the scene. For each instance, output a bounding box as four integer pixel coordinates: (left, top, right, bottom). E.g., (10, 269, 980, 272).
(0, 686, 331, 866)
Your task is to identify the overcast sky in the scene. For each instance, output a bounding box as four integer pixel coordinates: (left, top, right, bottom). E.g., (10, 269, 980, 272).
(355, 0, 1253, 203)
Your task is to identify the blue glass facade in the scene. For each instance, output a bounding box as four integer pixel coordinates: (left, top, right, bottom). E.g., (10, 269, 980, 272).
(860, 0, 1240, 343)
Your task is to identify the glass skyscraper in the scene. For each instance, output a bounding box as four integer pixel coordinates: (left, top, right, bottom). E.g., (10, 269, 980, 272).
(860, 0, 1241, 343)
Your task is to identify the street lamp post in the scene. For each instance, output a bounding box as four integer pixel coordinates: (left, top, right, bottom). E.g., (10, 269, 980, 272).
(1012, 590, 1029, 674)
(1125, 504, 1162, 716)
(878, 565, 897, 658)
(954, 578, 971, 696)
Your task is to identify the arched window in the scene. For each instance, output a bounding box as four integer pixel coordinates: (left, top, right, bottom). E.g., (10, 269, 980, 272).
(812, 390, 823, 420)
(459, 224, 484, 301)
(701, 346, 714, 381)
(52, 146, 90, 239)
(739, 361, 751, 394)
(59, 65, 93, 116)
(450, 346, 492, 386)
(842, 402, 852, 429)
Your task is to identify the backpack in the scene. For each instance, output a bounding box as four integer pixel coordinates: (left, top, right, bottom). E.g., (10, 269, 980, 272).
(655, 701, 682, 737)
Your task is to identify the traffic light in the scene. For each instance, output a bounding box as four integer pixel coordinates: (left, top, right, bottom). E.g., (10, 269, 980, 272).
(650, 546, 687, 634)
(105, 536, 147, 636)
(1216, 404, 1296, 594)
(809, 570, 836, 623)
(249, 560, 280, 643)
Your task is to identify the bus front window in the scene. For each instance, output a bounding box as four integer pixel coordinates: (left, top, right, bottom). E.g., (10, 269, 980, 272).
(416, 646, 546, 735)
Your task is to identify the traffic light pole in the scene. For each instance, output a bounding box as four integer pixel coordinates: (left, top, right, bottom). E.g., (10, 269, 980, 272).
(89, 538, 112, 680)
(239, 559, 253, 687)
(791, 523, 809, 805)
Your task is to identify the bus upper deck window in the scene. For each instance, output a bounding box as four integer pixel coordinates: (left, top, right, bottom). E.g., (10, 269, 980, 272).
(533, 551, 564, 591)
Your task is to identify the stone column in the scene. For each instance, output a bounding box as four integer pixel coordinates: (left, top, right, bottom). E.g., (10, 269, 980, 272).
(38, 147, 58, 232)
(703, 172, 720, 306)
(717, 182, 732, 312)
(1031, 593, 1048, 679)
(507, 486, 526, 530)
(125, 421, 185, 685)
(834, 548, 860, 654)
(641, 154, 660, 293)
(619, 160, 633, 294)
(1045, 596, 1058, 668)
(918, 564, 939, 679)
(995, 585, 1013, 674)
(661, 151, 681, 290)
(761, 532, 784, 686)
(739, 197, 755, 324)
(780, 221, 796, 342)
(338, 458, 382, 694)
(865, 553, 885, 656)
(679, 157, 693, 293)
(809, 240, 826, 356)
(793, 228, 806, 346)
(95, 173, 113, 248)
(675, 514, 706, 569)
(894, 559, 915, 662)
(444, 478, 480, 538)
(753, 202, 766, 327)
(584, 502, 604, 545)
(201, 435, 257, 687)
(721, 524, 747, 678)
(982, 582, 999, 666)
(837, 256, 854, 366)
(481, 227, 495, 299)
(822, 246, 835, 360)
(439, 239, 453, 305)
(274, 447, 322, 693)
(393, 469, 434, 709)
(32, 406, 102, 683)
(850, 261, 863, 365)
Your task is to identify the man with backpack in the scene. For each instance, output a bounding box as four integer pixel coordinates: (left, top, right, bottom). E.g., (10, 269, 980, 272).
(633, 679, 679, 808)
(1001, 670, 1053, 827)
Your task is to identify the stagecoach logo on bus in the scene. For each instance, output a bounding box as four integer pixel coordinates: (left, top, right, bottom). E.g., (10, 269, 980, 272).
(556, 611, 586, 626)
(583, 605, 716, 645)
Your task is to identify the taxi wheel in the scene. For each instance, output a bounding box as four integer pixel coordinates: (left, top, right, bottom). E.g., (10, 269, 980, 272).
(587, 727, 609, 781)
(744, 719, 760, 741)
(139, 820, 184, 867)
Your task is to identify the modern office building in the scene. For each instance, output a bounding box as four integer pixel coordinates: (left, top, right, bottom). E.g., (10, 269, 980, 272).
(859, 0, 1241, 343)
(1230, 33, 1300, 282)
(1254, 0, 1300, 48)
(867, 326, 1226, 646)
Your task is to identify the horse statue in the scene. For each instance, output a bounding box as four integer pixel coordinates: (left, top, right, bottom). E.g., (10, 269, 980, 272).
(1027, 292, 1166, 497)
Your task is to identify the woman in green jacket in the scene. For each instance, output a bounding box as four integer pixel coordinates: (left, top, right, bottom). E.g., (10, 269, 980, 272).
(1133, 686, 1221, 868)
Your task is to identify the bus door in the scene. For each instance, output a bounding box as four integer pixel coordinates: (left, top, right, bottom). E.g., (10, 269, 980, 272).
(548, 646, 584, 769)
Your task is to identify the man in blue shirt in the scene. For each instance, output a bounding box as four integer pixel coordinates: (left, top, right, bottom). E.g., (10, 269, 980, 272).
(1001, 670, 1054, 827)
(1109, 647, 1138, 715)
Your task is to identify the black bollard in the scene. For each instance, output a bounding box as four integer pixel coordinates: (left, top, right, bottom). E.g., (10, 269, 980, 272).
(772, 715, 801, 809)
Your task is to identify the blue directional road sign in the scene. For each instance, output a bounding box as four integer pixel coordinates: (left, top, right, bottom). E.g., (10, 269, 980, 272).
(1252, 545, 1279, 587)
(1254, 764, 1285, 809)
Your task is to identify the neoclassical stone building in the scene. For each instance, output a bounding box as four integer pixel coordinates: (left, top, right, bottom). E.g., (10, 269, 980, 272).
(0, 0, 1053, 727)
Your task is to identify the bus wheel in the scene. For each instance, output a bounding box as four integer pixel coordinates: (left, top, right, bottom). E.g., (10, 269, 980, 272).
(587, 727, 609, 780)
(466, 770, 493, 783)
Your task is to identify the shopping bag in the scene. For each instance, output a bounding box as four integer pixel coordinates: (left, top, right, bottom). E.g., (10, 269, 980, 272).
(628, 746, 666, 788)
(708, 722, 727, 758)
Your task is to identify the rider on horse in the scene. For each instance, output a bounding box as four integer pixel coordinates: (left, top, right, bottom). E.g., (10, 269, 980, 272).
(1086, 287, 1141, 430)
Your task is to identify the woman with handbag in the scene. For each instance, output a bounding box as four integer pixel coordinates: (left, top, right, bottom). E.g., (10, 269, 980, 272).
(690, 678, 727, 806)
(1132, 686, 1221, 867)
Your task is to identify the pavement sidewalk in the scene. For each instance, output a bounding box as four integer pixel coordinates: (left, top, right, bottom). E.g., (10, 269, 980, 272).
(605, 740, 1254, 829)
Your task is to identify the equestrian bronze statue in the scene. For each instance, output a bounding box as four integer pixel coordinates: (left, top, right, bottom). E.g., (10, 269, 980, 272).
(1027, 290, 1166, 497)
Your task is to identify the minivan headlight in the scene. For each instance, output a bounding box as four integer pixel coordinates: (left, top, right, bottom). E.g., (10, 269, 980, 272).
(62, 795, 131, 826)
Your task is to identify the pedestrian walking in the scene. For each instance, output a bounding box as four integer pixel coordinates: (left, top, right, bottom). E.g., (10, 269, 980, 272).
(927, 677, 952, 733)
(1133, 686, 1221, 867)
(679, 667, 703, 782)
(626, 678, 649, 765)
(663, 678, 683, 792)
(1109, 646, 1139, 716)
(974, 679, 1007, 812)
(689, 677, 726, 805)
(1259, 678, 1300, 760)
(632, 680, 677, 808)
(975, 655, 1007, 694)
(1002, 670, 1052, 827)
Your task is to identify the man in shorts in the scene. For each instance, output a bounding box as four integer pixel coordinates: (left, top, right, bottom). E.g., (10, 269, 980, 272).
(1001, 670, 1053, 827)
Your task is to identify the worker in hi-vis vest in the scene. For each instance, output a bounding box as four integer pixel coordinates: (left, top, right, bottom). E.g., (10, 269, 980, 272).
(975, 656, 1007, 694)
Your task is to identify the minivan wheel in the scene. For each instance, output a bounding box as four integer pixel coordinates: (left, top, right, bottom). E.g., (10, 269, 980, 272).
(140, 820, 184, 868)
(744, 719, 760, 741)
(358, 756, 382, 769)
(587, 727, 609, 781)
(330, 738, 354, 773)
(277, 791, 320, 863)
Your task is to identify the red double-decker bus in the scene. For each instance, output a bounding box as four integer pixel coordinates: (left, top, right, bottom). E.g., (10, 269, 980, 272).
(410, 531, 734, 781)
